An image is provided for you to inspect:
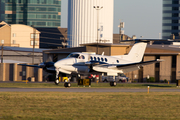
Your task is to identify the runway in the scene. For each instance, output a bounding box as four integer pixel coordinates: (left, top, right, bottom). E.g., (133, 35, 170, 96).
(0, 88, 180, 92)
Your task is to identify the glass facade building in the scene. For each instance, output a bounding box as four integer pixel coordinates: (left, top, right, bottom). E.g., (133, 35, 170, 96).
(162, 0, 180, 39)
(0, 0, 61, 28)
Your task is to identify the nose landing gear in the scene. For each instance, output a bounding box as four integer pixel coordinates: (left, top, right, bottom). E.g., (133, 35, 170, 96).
(55, 79, 60, 85)
(54, 69, 71, 88)
(54, 68, 60, 85)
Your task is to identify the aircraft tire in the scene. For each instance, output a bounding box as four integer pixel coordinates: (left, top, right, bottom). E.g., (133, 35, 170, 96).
(64, 82, 71, 87)
(110, 81, 117, 86)
(68, 83, 71, 87)
(54, 79, 59, 85)
(114, 82, 117, 86)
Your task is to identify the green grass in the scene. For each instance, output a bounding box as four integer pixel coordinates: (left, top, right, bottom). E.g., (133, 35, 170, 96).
(0, 92, 180, 120)
(0, 82, 176, 88)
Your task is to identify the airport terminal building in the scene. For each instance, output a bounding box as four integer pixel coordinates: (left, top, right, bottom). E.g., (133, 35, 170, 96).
(1, 42, 180, 83)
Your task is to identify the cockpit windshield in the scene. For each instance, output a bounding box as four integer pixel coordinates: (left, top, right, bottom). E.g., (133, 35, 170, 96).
(67, 54, 79, 58)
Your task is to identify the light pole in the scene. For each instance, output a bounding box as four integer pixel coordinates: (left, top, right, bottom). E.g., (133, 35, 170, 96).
(159, 33, 161, 39)
(93, 6, 103, 54)
(118, 20, 124, 43)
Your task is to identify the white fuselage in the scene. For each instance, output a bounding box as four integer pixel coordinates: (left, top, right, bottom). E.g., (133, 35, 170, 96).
(54, 52, 134, 75)
(54, 43, 148, 76)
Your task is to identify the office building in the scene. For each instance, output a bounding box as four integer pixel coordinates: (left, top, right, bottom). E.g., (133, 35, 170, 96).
(162, 0, 180, 39)
(0, 21, 40, 48)
(0, 0, 61, 28)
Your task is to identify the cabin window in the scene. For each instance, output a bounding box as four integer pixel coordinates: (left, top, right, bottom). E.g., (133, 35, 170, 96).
(117, 60, 119, 63)
(94, 57, 96, 61)
(105, 58, 108, 62)
(78, 55, 85, 59)
(98, 57, 100, 61)
(101, 58, 104, 61)
(90, 56, 93, 60)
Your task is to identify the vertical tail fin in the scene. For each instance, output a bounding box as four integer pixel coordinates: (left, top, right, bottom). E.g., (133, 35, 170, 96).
(127, 43, 147, 62)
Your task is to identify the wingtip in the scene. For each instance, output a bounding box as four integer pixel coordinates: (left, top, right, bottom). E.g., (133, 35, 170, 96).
(157, 59, 165, 62)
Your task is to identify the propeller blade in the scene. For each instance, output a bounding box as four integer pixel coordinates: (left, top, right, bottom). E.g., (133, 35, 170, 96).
(46, 55, 53, 62)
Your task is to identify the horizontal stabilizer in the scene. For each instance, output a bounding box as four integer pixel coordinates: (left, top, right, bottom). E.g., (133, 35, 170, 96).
(117, 59, 164, 69)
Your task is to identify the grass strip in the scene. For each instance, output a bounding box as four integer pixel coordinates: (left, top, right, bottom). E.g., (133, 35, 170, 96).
(0, 92, 180, 120)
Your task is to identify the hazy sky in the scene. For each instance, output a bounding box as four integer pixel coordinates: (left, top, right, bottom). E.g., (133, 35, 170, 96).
(61, 0, 162, 39)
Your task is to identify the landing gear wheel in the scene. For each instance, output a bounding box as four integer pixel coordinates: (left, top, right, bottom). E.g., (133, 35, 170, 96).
(54, 79, 59, 85)
(110, 81, 117, 86)
(64, 82, 71, 87)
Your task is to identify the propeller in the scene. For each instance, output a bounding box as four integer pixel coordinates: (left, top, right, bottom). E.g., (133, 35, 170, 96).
(38, 55, 55, 69)
(18, 55, 55, 73)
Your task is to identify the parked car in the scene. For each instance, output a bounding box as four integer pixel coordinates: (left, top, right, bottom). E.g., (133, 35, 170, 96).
(102, 73, 128, 82)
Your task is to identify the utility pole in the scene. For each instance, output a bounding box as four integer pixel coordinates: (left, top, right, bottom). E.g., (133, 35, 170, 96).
(31, 25, 36, 64)
(1, 40, 4, 63)
(1, 44, 3, 63)
(93, 6, 103, 54)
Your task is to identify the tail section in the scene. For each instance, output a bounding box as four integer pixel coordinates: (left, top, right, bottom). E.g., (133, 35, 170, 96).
(114, 43, 147, 63)
(127, 43, 147, 62)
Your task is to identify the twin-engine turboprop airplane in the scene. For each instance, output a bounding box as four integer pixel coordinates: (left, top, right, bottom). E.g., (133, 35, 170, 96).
(53, 42, 163, 85)
(18, 42, 163, 85)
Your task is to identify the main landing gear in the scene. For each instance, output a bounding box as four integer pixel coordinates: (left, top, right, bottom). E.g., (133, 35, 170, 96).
(110, 76, 117, 87)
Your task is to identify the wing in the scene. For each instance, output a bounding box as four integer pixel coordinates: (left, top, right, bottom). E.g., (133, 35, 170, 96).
(18, 62, 56, 73)
(18, 64, 41, 68)
(93, 59, 163, 75)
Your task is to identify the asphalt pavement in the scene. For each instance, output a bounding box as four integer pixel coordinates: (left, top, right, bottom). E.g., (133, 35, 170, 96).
(0, 88, 180, 92)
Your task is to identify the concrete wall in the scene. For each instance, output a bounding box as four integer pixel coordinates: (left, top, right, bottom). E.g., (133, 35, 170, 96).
(125, 70, 139, 82)
(111, 46, 128, 56)
(86, 46, 111, 55)
(176, 55, 180, 80)
(160, 56, 172, 81)
(143, 56, 156, 81)
(0, 63, 6, 81)
(0, 63, 43, 82)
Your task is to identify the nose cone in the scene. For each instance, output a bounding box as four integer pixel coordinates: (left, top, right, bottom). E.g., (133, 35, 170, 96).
(54, 58, 75, 68)
(54, 62, 59, 68)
